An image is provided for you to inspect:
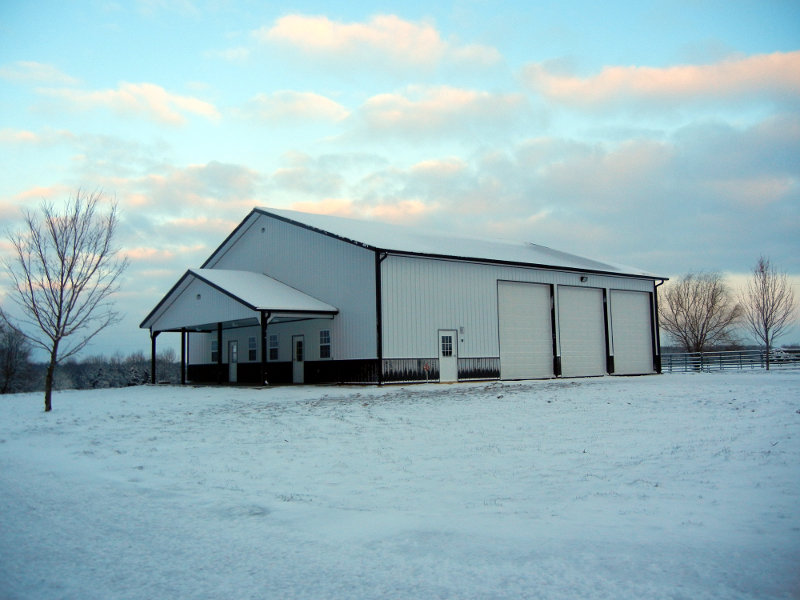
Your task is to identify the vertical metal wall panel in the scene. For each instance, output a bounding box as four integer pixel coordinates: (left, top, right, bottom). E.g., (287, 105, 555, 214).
(381, 254, 655, 366)
(557, 286, 606, 377)
(610, 290, 655, 375)
(205, 213, 378, 360)
(152, 278, 257, 332)
(382, 256, 499, 359)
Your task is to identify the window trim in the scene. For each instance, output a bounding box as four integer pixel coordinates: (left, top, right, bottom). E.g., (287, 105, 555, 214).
(319, 329, 331, 359)
(248, 336, 257, 361)
(441, 334, 453, 357)
(268, 334, 279, 361)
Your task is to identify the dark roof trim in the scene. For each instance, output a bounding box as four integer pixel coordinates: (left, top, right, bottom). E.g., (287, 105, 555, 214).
(378, 249, 667, 281)
(140, 268, 338, 331)
(200, 209, 263, 269)
(140, 269, 194, 329)
(190, 270, 259, 311)
(202, 208, 377, 269)
(201, 208, 667, 281)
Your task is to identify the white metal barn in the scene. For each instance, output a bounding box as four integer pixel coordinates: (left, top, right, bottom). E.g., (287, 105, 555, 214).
(141, 208, 665, 385)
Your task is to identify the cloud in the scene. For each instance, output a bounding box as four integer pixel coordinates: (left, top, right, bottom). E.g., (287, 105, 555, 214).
(268, 151, 390, 199)
(277, 113, 795, 276)
(271, 165, 344, 196)
(0, 61, 78, 85)
(288, 197, 434, 225)
(356, 85, 529, 138)
(40, 82, 220, 125)
(288, 198, 358, 217)
(368, 199, 433, 223)
(523, 51, 800, 111)
(256, 14, 500, 70)
(134, 161, 261, 211)
(0, 129, 40, 144)
(205, 46, 250, 61)
(240, 91, 349, 123)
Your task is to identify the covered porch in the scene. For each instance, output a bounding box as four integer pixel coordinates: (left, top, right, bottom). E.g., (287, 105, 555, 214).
(140, 268, 338, 385)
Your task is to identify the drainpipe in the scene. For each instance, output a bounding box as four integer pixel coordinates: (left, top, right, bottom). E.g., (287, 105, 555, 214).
(653, 280, 666, 373)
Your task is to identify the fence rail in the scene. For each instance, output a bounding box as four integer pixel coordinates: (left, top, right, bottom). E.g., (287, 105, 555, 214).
(661, 349, 800, 373)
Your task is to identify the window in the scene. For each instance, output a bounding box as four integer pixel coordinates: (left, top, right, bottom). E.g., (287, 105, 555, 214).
(211, 339, 219, 363)
(248, 336, 257, 361)
(268, 334, 279, 361)
(441, 335, 453, 357)
(319, 329, 331, 359)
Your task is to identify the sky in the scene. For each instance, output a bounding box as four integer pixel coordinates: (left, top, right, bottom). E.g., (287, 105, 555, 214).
(1, 0, 799, 358)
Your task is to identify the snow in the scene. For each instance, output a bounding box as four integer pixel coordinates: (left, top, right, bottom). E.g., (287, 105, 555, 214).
(141, 268, 338, 331)
(189, 269, 339, 313)
(261, 207, 659, 278)
(1, 372, 798, 599)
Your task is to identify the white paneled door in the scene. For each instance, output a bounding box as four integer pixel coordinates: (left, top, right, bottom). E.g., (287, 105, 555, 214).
(610, 290, 654, 375)
(228, 340, 238, 383)
(498, 281, 554, 380)
(438, 330, 458, 382)
(558, 286, 606, 377)
(292, 335, 304, 384)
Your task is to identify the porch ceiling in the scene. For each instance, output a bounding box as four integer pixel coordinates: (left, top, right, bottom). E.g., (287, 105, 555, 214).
(140, 268, 338, 333)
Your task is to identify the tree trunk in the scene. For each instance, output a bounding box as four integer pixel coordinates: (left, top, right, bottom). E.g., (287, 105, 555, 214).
(44, 348, 58, 412)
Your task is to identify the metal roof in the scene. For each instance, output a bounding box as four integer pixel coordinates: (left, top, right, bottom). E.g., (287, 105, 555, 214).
(188, 269, 338, 313)
(140, 268, 338, 332)
(258, 207, 658, 278)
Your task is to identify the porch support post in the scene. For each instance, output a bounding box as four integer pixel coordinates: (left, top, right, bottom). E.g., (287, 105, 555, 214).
(217, 322, 223, 384)
(180, 329, 186, 385)
(150, 331, 160, 384)
(260, 311, 270, 386)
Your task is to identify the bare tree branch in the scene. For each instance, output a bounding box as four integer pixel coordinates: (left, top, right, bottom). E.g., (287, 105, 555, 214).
(658, 272, 742, 352)
(2, 190, 129, 411)
(740, 256, 797, 369)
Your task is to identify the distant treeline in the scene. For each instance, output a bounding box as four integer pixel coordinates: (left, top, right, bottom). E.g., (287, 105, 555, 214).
(1, 350, 180, 394)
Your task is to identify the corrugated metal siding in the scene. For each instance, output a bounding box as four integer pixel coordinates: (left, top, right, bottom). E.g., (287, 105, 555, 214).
(205, 213, 378, 360)
(381, 254, 653, 360)
(150, 278, 258, 332)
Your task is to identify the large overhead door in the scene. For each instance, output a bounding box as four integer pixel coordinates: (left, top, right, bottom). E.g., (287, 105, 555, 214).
(610, 290, 654, 375)
(558, 286, 606, 377)
(498, 281, 554, 380)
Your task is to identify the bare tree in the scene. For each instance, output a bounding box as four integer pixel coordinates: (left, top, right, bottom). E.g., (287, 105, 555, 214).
(0, 310, 32, 393)
(740, 256, 797, 370)
(658, 271, 742, 352)
(2, 191, 129, 411)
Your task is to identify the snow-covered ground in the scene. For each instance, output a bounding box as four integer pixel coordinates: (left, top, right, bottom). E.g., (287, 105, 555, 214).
(1, 372, 798, 600)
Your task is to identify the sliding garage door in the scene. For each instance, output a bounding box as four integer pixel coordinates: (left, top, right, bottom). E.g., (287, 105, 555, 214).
(558, 286, 606, 377)
(498, 281, 554, 379)
(610, 290, 654, 375)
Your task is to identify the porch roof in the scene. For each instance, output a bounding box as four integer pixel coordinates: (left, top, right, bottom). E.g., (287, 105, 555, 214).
(140, 268, 338, 333)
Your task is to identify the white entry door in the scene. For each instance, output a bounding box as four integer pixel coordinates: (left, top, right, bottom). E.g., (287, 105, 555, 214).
(292, 335, 304, 384)
(228, 340, 238, 383)
(438, 330, 458, 382)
